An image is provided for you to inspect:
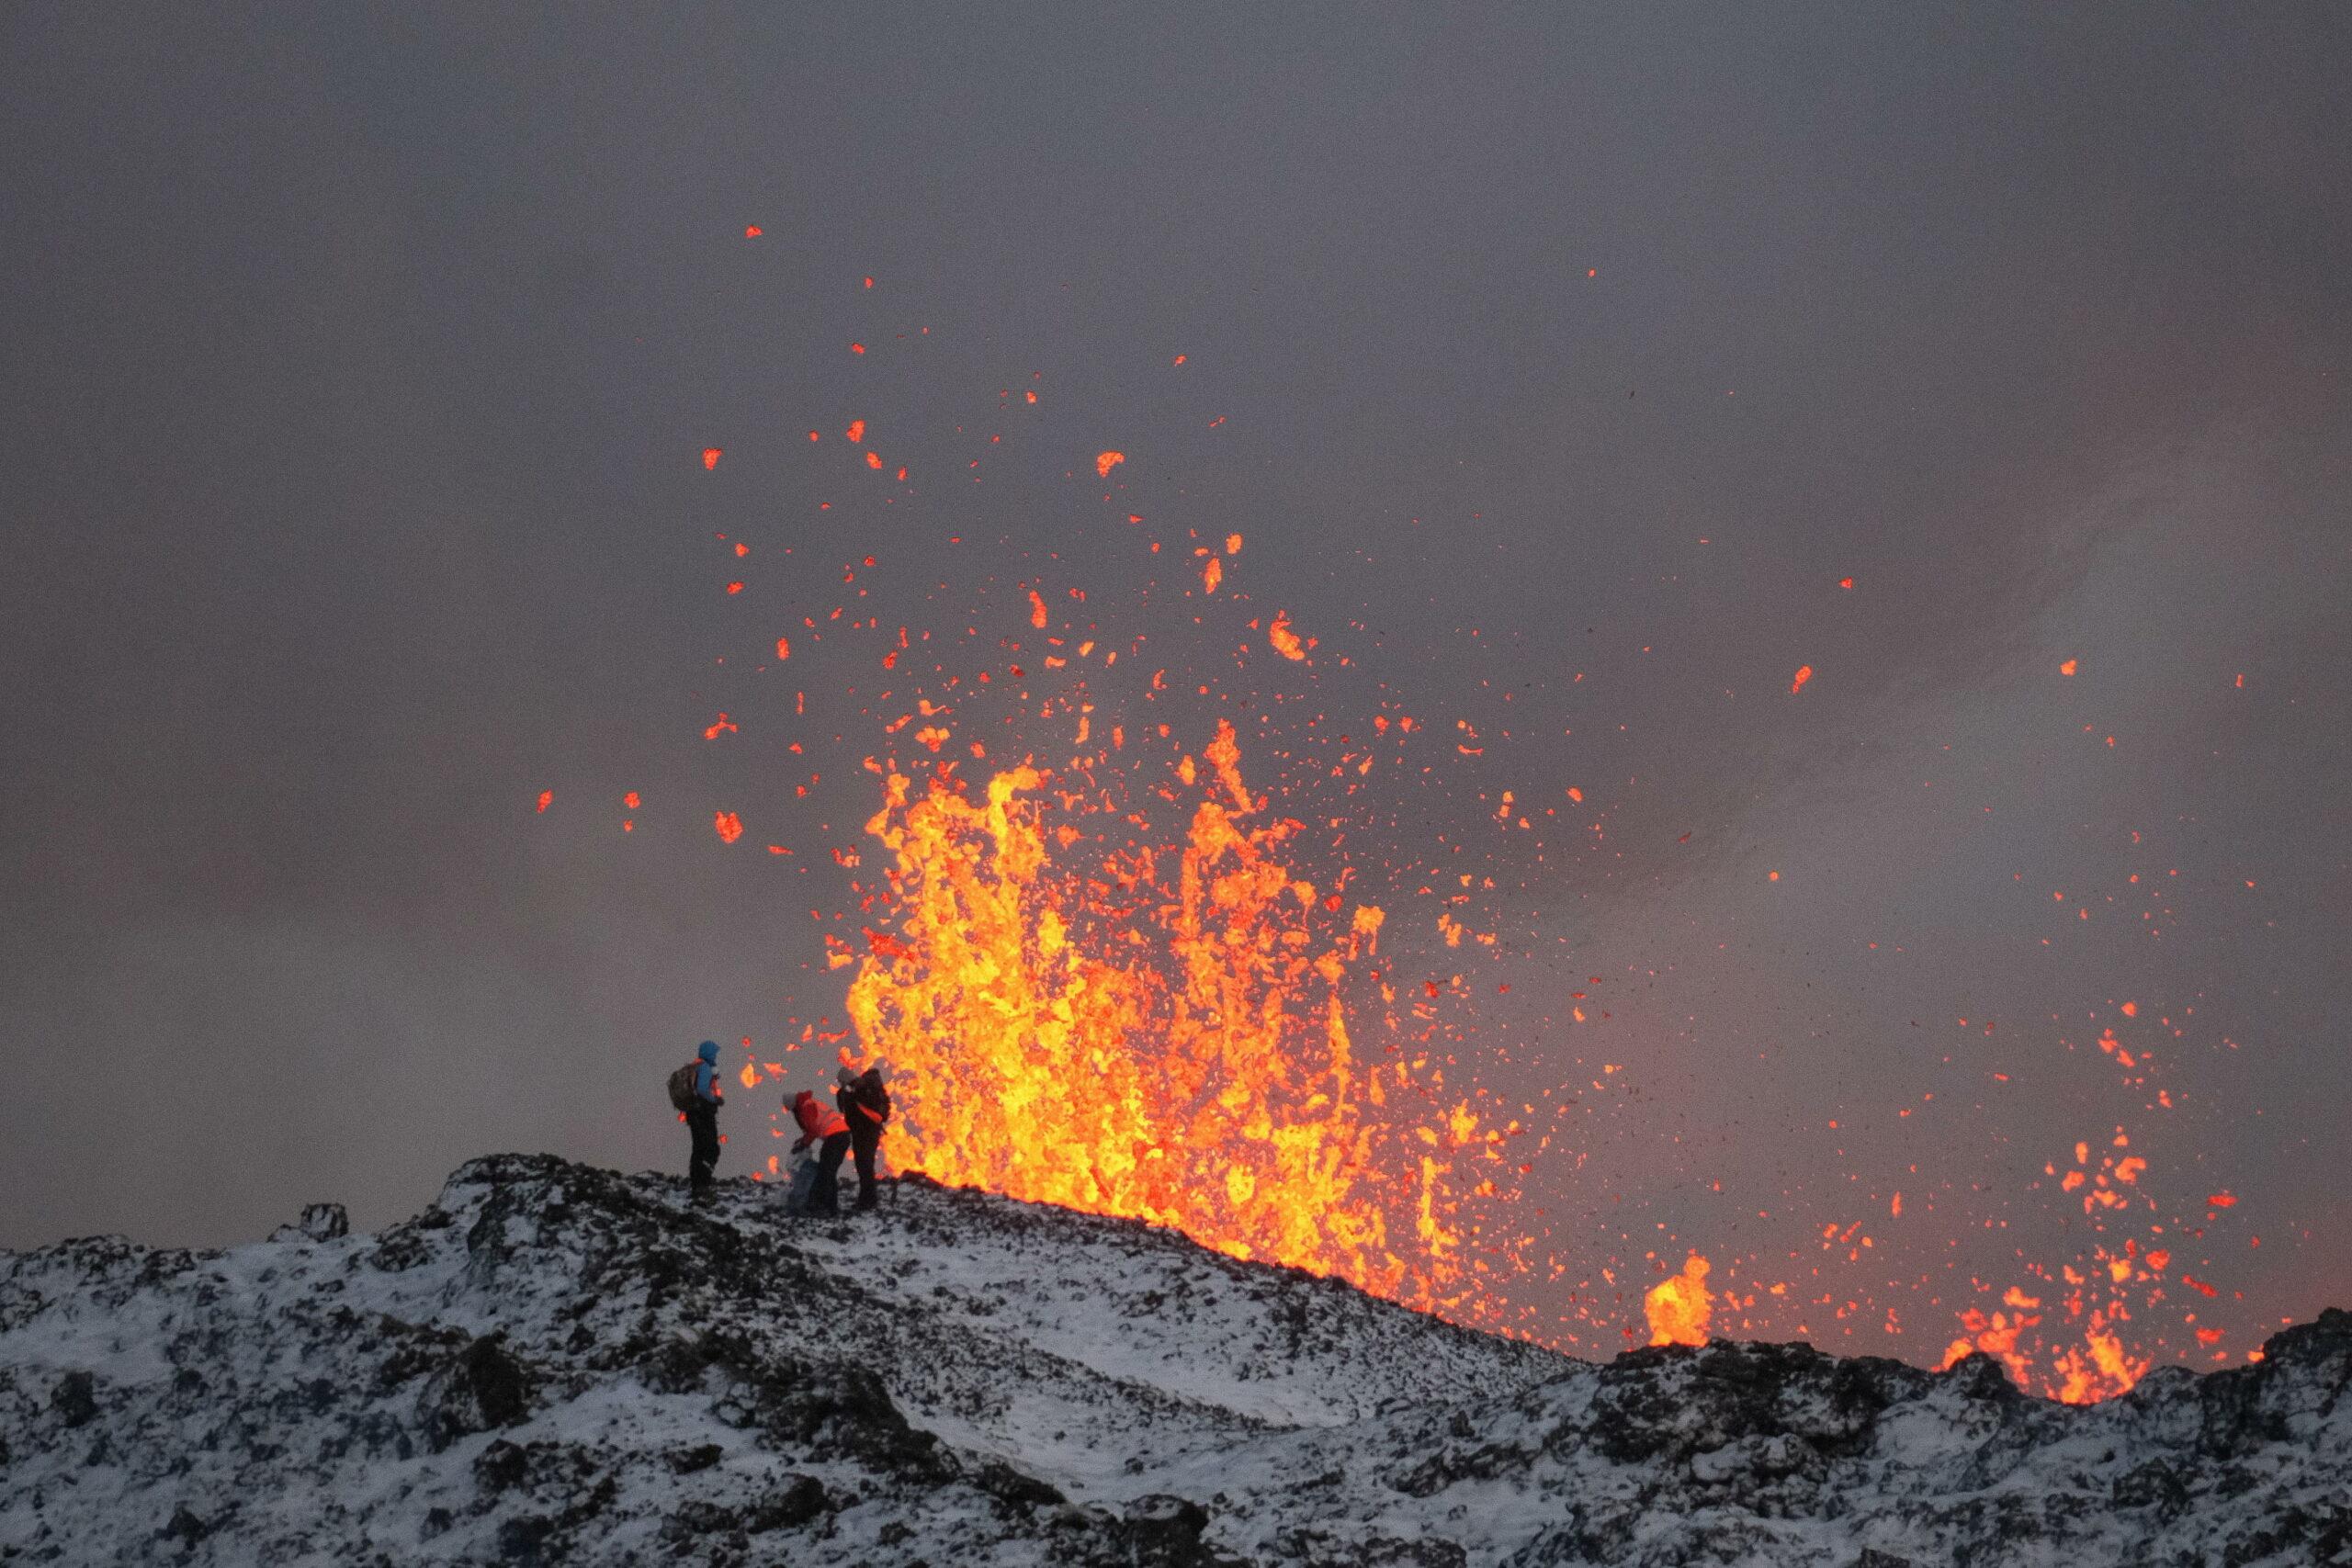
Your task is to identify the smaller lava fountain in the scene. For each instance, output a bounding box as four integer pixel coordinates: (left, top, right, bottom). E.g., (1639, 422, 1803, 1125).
(1645, 1253, 1714, 1348)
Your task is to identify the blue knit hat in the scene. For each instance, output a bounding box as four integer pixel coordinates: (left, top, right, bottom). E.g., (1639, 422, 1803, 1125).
(696, 1040, 719, 1063)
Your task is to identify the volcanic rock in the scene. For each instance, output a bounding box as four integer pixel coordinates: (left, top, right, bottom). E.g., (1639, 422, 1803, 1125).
(0, 1152, 2344, 1565)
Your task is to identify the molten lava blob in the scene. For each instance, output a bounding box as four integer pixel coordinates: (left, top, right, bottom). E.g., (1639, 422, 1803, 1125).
(845, 723, 1479, 1307)
(1268, 612, 1307, 661)
(1645, 1253, 1713, 1347)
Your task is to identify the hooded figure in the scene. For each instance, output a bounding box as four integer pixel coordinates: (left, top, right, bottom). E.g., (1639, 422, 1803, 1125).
(686, 1040, 724, 1200)
(835, 1060, 892, 1211)
(789, 1089, 854, 1216)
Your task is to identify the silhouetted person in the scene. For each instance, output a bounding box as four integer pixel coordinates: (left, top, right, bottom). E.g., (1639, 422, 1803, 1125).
(836, 1061, 892, 1211)
(789, 1089, 853, 1216)
(676, 1040, 724, 1201)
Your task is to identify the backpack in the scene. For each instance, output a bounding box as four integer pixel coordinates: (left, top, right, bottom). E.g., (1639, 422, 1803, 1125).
(665, 1061, 701, 1113)
(844, 1071, 889, 1127)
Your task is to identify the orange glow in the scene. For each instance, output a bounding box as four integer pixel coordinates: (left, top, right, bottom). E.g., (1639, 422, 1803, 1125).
(845, 725, 1480, 1306)
(1645, 1254, 1713, 1347)
(535, 790, 552, 814)
(1096, 450, 1125, 479)
(1226, 533, 1243, 555)
(1791, 664, 1814, 694)
(2060, 659, 2078, 676)
(1028, 590, 1049, 629)
(715, 811, 743, 844)
(846, 419, 866, 443)
(1267, 611, 1307, 661)
(744, 225, 763, 238)
(1203, 557, 1223, 594)
(2052, 1317, 2149, 1404)
(702, 447, 723, 470)
(775, 637, 791, 660)
(623, 792, 640, 809)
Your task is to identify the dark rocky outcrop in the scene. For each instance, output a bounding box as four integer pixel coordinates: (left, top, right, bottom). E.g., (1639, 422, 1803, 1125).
(1, 1153, 2343, 1567)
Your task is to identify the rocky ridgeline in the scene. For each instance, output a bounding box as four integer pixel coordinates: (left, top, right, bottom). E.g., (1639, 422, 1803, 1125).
(0, 1153, 2345, 1566)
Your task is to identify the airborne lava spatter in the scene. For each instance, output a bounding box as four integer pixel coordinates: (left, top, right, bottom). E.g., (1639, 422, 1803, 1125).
(554, 273, 2290, 1400)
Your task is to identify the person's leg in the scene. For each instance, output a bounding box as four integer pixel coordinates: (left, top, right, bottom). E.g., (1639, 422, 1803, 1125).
(852, 1128, 880, 1209)
(689, 1108, 719, 1194)
(816, 1133, 849, 1213)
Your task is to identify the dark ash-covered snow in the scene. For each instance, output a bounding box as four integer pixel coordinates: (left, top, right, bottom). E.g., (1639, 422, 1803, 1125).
(2, 1153, 2345, 1565)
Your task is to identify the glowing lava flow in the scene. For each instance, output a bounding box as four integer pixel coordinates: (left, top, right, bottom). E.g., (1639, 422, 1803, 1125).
(844, 721, 1480, 1307)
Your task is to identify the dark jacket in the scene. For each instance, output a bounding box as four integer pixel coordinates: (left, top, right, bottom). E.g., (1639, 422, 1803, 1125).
(837, 1069, 890, 1134)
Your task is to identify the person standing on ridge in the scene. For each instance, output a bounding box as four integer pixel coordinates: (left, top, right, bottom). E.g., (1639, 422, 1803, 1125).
(667, 1040, 725, 1202)
(787, 1089, 853, 1216)
(836, 1060, 891, 1211)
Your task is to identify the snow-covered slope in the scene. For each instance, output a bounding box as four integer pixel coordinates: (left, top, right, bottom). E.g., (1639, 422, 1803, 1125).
(2, 1153, 2345, 1566)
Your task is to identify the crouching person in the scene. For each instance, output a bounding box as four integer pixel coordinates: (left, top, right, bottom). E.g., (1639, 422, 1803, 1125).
(787, 1089, 853, 1216)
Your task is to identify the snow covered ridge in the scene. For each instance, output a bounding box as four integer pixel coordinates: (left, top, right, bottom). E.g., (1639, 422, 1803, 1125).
(0, 1156, 2343, 1567)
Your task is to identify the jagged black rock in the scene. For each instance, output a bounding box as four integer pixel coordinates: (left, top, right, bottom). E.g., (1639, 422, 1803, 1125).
(1, 1154, 2345, 1565)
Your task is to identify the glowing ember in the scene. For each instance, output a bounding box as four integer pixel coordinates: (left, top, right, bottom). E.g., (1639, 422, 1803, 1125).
(1645, 1253, 1713, 1347)
(1095, 450, 1125, 479)
(714, 810, 743, 844)
(702, 447, 723, 470)
(1791, 663, 1814, 694)
(845, 722, 1477, 1304)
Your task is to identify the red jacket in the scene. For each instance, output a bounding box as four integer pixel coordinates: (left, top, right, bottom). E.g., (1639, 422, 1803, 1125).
(790, 1092, 848, 1145)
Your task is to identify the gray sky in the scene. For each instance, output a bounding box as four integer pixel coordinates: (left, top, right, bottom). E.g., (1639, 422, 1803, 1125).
(4, 6, 2346, 1377)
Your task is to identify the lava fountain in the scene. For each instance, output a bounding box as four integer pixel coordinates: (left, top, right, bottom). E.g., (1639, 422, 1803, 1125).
(843, 719, 1487, 1309)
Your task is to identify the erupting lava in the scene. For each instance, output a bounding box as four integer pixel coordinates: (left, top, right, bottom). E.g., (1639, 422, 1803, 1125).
(844, 721, 1480, 1307)
(565, 261, 2291, 1404)
(1645, 1254, 1713, 1348)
